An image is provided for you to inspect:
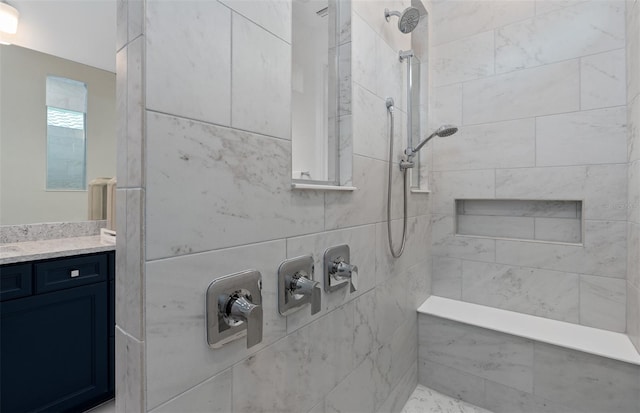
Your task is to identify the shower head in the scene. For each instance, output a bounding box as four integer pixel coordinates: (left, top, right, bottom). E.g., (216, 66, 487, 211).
(434, 124, 459, 138)
(384, 7, 421, 34)
(407, 124, 459, 158)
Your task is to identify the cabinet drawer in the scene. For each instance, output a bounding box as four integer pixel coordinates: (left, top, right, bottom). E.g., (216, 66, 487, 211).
(0, 263, 32, 301)
(35, 254, 107, 293)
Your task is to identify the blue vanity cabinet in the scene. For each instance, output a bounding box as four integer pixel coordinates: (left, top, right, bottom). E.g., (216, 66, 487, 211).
(0, 251, 115, 413)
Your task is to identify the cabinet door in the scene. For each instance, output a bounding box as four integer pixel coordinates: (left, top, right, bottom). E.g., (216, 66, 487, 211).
(1, 283, 108, 413)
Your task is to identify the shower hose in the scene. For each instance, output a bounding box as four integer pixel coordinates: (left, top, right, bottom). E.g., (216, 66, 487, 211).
(387, 102, 408, 258)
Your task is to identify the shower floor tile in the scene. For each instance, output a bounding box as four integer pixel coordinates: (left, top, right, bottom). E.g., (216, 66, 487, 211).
(401, 385, 493, 413)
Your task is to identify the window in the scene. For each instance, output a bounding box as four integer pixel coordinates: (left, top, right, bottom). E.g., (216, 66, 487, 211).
(46, 76, 87, 190)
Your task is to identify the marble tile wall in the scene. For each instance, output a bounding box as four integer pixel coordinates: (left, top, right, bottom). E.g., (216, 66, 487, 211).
(627, 0, 640, 353)
(115, 0, 146, 411)
(429, 0, 629, 333)
(117, 0, 431, 411)
(418, 314, 640, 413)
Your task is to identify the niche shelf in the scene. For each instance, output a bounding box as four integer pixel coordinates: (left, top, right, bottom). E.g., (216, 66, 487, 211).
(455, 199, 582, 244)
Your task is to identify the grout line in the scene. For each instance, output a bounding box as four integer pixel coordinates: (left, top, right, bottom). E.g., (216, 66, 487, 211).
(230, 10, 234, 128)
(434, 47, 626, 90)
(145, 109, 291, 143)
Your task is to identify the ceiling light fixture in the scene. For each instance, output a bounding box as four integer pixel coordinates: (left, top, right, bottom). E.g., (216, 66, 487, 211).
(0, 1, 19, 45)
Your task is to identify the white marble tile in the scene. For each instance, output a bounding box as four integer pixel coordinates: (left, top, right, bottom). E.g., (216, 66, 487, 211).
(220, 0, 291, 43)
(432, 215, 496, 263)
(417, 359, 486, 409)
(146, 0, 231, 126)
(145, 112, 323, 259)
(401, 385, 492, 413)
(579, 275, 626, 332)
(338, 42, 352, 117)
(628, 161, 640, 224)
(430, 170, 495, 215)
(126, 36, 144, 188)
(370, 344, 394, 410)
(309, 399, 326, 413)
(535, 106, 627, 166)
(325, 357, 377, 413)
(325, 155, 386, 230)
(483, 380, 583, 413)
(389, 315, 419, 391)
(495, 220, 627, 278)
(115, 326, 145, 413)
(232, 13, 291, 139)
(432, 256, 462, 300)
(429, 84, 462, 132)
(377, 38, 405, 111)
(629, 95, 640, 163)
(430, 0, 535, 46)
(533, 342, 640, 413)
(116, 45, 127, 188)
(627, 0, 640, 102)
(533, 217, 581, 243)
(628, 282, 640, 353)
(431, 30, 494, 87)
(376, 215, 432, 286)
(284, 224, 377, 334)
(116, 0, 127, 51)
(457, 215, 535, 240)
(116, 189, 144, 340)
(628, 222, 640, 289)
(463, 60, 579, 125)
(432, 119, 535, 172)
(461, 261, 580, 323)
(535, 0, 588, 16)
(353, 84, 388, 161)
(376, 270, 415, 345)
(352, 12, 379, 95)
(419, 315, 534, 393)
(145, 240, 287, 409)
(585, 164, 628, 221)
(495, 1, 624, 73)
(353, 0, 411, 54)
(338, 114, 354, 186)
(354, 290, 379, 367)
(149, 369, 232, 413)
(378, 364, 418, 413)
(580, 49, 626, 110)
(495, 166, 586, 200)
(232, 304, 354, 413)
(408, 258, 432, 310)
(127, 0, 143, 42)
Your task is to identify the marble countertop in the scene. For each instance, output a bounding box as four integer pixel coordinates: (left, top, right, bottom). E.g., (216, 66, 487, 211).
(0, 236, 115, 265)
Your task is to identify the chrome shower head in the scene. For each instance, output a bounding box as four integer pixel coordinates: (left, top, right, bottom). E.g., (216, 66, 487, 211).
(384, 7, 421, 34)
(408, 124, 459, 158)
(434, 124, 458, 137)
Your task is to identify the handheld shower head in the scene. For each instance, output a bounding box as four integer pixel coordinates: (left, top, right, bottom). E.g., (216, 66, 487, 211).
(384, 7, 421, 34)
(407, 124, 459, 158)
(434, 124, 459, 138)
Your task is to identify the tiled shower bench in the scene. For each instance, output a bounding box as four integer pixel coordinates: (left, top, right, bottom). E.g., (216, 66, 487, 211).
(417, 296, 640, 413)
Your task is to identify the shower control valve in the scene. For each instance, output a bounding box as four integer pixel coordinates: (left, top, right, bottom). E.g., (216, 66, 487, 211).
(324, 245, 358, 293)
(206, 270, 263, 349)
(278, 255, 321, 316)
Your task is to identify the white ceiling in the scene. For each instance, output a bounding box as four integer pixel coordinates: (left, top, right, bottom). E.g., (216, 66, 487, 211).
(9, 0, 116, 72)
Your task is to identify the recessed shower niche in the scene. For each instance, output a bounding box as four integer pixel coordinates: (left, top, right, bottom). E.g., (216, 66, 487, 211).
(455, 199, 583, 244)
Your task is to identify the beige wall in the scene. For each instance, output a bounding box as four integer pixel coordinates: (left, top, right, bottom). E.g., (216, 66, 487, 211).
(0, 45, 116, 225)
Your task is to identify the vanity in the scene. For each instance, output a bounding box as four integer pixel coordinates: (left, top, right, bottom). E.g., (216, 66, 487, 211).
(0, 236, 115, 412)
